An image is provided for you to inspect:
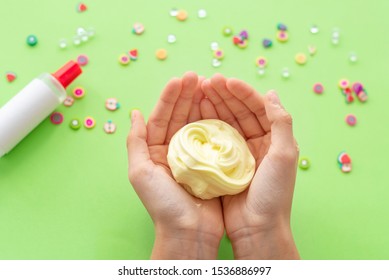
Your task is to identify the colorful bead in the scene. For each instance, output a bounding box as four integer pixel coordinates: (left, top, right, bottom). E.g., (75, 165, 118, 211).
(69, 119, 81, 130)
(313, 83, 324, 94)
(345, 114, 357, 126)
(84, 117, 96, 129)
(105, 98, 120, 111)
(63, 96, 74, 107)
(299, 157, 310, 170)
(277, 23, 287, 31)
(77, 54, 89, 66)
(222, 27, 233, 36)
(338, 79, 350, 89)
(295, 53, 307, 65)
(119, 54, 130, 65)
(338, 152, 352, 173)
(276, 30, 288, 42)
(197, 9, 207, 18)
(176, 10, 188, 21)
(156, 49, 168, 60)
(255, 56, 267, 68)
(352, 82, 364, 94)
(6, 71, 16, 83)
(128, 49, 138, 61)
(213, 49, 224, 60)
(262, 39, 272, 48)
(132, 23, 145, 35)
(239, 30, 249, 40)
(50, 112, 64, 125)
(76, 2, 87, 12)
(26, 35, 38, 46)
(73, 87, 86, 99)
(104, 120, 116, 134)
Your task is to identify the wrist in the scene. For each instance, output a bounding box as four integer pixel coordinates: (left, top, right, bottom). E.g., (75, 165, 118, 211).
(151, 225, 222, 259)
(228, 220, 300, 260)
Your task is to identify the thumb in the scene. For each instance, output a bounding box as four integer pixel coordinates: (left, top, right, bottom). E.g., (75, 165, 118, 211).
(264, 90, 298, 159)
(127, 110, 151, 180)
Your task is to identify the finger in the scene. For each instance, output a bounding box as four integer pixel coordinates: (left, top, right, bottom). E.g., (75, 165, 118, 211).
(165, 72, 198, 143)
(200, 98, 218, 119)
(226, 78, 271, 133)
(147, 78, 182, 145)
(264, 90, 298, 159)
(211, 74, 265, 139)
(201, 78, 244, 136)
(127, 110, 151, 177)
(188, 76, 206, 123)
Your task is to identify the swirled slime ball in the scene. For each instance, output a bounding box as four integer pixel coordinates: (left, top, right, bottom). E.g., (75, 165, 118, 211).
(167, 119, 255, 199)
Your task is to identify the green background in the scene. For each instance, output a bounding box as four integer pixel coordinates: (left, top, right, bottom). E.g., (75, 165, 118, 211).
(0, 0, 388, 259)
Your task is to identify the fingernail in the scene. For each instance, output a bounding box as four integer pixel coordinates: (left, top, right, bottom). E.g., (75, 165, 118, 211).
(130, 108, 139, 122)
(267, 90, 280, 105)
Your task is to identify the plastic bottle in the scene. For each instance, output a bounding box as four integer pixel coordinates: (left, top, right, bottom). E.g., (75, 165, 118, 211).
(0, 61, 82, 157)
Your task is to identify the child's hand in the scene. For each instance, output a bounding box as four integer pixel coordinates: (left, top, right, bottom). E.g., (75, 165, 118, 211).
(201, 74, 300, 259)
(127, 72, 224, 259)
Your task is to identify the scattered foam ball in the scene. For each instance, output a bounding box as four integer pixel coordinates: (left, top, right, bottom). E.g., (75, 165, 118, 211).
(156, 49, 168, 60)
(176, 9, 188, 21)
(26, 35, 38, 46)
(299, 157, 310, 170)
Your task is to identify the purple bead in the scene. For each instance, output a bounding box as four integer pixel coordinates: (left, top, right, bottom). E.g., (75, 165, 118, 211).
(277, 23, 287, 31)
(352, 82, 363, 94)
(262, 39, 272, 48)
(239, 30, 248, 39)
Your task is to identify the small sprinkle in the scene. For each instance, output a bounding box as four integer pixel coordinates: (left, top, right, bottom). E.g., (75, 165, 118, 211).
(198, 9, 207, 18)
(156, 49, 168, 60)
(50, 112, 64, 125)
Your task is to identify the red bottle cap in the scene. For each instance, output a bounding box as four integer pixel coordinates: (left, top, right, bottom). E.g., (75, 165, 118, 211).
(52, 60, 82, 88)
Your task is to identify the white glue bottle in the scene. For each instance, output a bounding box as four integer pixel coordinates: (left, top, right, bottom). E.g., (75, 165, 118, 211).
(0, 61, 82, 157)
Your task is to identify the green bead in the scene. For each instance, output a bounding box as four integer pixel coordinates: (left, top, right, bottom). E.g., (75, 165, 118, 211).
(69, 119, 81, 130)
(222, 26, 233, 37)
(299, 157, 310, 170)
(26, 35, 38, 46)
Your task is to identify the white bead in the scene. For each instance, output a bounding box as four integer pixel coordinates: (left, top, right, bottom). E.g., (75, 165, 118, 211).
(310, 25, 319, 34)
(170, 8, 178, 17)
(59, 39, 68, 49)
(212, 59, 222, 68)
(210, 42, 219, 51)
(167, 34, 176, 43)
(198, 9, 207, 18)
(281, 68, 290, 78)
